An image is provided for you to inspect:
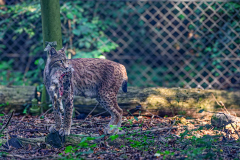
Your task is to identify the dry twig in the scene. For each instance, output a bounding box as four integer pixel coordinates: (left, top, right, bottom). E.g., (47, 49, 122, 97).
(0, 110, 14, 135)
(211, 93, 230, 115)
(165, 119, 176, 135)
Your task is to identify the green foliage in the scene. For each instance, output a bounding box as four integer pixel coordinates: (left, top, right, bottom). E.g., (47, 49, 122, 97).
(55, 113, 233, 159)
(155, 150, 175, 160)
(109, 134, 119, 141)
(128, 2, 240, 88)
(0, 1, 41, 40)
(60, 1, 119, 59)
(0, 1, 120, 85)
(127, 133, 154, 151)
(23, 103, 31, 114)
(0, 1, 239, 88)
(179, 135, 218, 159)
(59, 135, 104, 159)
(0, 102, 9, 107)
(0, 58, 44, 86)
(174, 126, 224, 159)
(0, 0, 43, 85)
(180, 2, 240, 87)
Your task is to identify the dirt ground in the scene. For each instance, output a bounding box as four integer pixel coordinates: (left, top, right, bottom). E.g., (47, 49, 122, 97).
(0, 110, 240, 160)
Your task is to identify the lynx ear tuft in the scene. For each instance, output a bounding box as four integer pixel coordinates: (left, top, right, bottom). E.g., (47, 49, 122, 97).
(59, 47, 66, 52)
(50, 47, 58, 56)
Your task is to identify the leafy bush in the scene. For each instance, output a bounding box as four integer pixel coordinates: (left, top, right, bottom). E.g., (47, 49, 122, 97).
(0, 1, 239, 88)
(0, 1, 119, 85)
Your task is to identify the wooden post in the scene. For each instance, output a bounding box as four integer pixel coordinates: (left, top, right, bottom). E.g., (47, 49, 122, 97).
(40, 0, 63, 110)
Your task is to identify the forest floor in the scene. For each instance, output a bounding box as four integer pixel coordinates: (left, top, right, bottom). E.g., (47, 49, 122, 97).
(0, 110, 240, 160)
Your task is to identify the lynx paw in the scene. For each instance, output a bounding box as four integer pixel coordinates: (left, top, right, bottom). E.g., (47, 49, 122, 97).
(104, 125, 119, 135)
(59, 128, 70, 136)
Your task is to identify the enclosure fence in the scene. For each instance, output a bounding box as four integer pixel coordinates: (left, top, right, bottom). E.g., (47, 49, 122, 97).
(0, 0, 240, 90)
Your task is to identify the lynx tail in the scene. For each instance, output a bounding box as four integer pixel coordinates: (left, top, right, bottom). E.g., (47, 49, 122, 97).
(122, 80, 128, 93)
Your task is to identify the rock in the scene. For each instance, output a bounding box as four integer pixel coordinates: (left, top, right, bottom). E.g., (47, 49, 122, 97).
(211, 112, 240, 128)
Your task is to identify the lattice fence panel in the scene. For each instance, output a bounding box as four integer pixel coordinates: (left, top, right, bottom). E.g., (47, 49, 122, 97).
(93, 0, 240, 89)
(0, 0, 43, 85)
(0, 0, 239, 90)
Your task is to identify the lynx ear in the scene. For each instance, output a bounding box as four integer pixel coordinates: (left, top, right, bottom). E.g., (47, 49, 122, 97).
(50, 47, 58, 56)
(60, 46, 67, 52)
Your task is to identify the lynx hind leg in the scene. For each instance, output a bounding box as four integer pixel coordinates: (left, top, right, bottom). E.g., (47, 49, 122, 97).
(97, 92, 123, 134)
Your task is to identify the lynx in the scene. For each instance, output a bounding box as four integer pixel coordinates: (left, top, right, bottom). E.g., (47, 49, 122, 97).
(43, 46, 128, 136)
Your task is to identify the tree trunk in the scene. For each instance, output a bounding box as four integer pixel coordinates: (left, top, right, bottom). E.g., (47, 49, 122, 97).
(0, 85, 36, 113)
(74, 87, 240, 118)
(1, 86, 240, 118)
(40, 0, 63, 110)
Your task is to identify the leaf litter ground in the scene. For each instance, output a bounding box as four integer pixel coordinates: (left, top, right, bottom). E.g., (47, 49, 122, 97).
(0, 111, 240, 160)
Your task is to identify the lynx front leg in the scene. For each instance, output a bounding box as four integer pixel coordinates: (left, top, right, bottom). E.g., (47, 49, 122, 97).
(97, 92, 123, 135)
(59, 91, 74, 136)
(58, 69, 74, 136)
(49, 93, 62, 133)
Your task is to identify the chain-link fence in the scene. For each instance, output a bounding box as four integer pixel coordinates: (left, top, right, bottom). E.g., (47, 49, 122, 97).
(0, 0, 240, 90)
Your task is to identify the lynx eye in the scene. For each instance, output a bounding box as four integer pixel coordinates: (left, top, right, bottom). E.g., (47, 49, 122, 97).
(53, 60, 63, 66)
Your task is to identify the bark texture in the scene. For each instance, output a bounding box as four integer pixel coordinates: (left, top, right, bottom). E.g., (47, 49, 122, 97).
(40, 0, 63, 110)
(0, 85, 36, 113)
(40, 0, 62, 50)
(74, 87, 240, 118)
(1, 86, 240, 118)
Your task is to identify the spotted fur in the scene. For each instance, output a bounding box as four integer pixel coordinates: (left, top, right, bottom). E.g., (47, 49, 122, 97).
(44, 47, 128, 135)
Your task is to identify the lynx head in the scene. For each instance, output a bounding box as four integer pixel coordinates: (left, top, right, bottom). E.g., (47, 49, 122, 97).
(48, 47, 68, 69)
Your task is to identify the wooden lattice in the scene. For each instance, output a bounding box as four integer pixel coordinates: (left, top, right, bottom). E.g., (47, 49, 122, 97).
(0, 0, 239, 89)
